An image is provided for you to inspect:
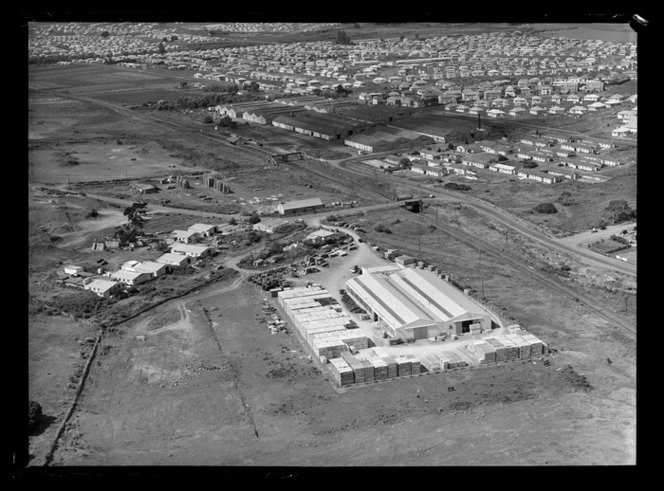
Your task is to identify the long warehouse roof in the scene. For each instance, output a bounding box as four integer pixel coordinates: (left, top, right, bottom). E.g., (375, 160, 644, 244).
(346, 267, 494, 329)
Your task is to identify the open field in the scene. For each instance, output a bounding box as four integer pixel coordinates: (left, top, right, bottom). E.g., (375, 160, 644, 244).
(429, 162, 637, 236)
(523, 23, 637, 43)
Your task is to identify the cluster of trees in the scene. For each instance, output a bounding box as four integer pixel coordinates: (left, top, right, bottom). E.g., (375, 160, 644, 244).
(29, 400, 43, 432)
(335, 30, 354, 45)
(151, 90, 262, 112)
(533, 202, 558, 214)
(558, 190, 576, 206)
(521, 160, 539, 169)
(311, 85, 352, 99)
(605, 199, 636, 223)
(373, 223, 392, 234)
(114, 202, 148, 246)
(444, 182, 472, 191)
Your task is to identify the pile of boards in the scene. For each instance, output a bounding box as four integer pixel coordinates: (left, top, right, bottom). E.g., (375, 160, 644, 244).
(327, 348, 421, 386)
(278, 286, 369, 361)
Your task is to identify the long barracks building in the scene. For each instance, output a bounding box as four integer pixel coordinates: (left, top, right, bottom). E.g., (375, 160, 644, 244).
(345, 265, 500, 341)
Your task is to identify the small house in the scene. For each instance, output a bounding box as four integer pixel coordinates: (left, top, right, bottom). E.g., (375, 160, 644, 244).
(85, 278, 122, 298)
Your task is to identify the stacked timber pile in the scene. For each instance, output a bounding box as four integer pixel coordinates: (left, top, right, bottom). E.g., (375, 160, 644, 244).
(370, 347, 398, 378)
(311, 334, 348, 359)
(407, 354, 421, 374)
(369, 355, 388, 380)
(503, 333, 533, 359)
(464, 339, 497, 364)
(422, 353, 442, 373)
(341, 351, 366, 384)
(519, 332, 546, 356)
(484, 337, 508, 362)
(455, 346, 478, 366)
(361, 359, 375, 383)
(329, 358, 354, 386)
(494, 334, 519, 361)
(447, 350, 468, 368)
(394, 355, 412, 377)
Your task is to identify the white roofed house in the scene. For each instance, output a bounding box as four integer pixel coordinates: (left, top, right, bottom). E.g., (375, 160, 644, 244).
(156, 252, 192, 268)
(529, 106, 546, 115)
(111, 269, 152, 287)
(569, 105, 588, 115)
(187, 223, 217, 237)
(487, 108, 506, 118)
(509, 107, 527, 117)
(85, 278, 122, 298)
(170, 243, 212, 258)
(549, 105, 566, 115)
(489, 162, 517, 175)
(588, 101, 607, 111)
(304, 228, 339, 244)
(172, 229, 200, 244)
(132, 261, 169, 278)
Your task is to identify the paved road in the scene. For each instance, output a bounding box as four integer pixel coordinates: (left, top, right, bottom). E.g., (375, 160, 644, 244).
(319, 155, 637, 277)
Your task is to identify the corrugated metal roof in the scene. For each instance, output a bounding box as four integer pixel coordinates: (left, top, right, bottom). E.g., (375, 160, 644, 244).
(280, 197, 324, 210)
(346, 268, 494, 330)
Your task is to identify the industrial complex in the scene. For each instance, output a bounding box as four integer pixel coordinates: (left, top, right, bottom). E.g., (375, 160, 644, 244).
(273, 261, 547, 388)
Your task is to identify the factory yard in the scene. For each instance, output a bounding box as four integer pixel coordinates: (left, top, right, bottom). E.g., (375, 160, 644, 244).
(30, 226, 635, 467)
(46, 270, 634, 466)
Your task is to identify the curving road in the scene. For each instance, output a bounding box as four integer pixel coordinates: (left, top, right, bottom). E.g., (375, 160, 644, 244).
(315, 154, 636, 277)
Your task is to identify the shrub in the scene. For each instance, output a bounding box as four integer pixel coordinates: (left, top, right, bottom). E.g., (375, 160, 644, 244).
(28, 400, 43, 432)
(444, 182, 472, 191)
(533, 202, 558, 214)
(373, 223, 392, 234)
(521, 160, 538, 169)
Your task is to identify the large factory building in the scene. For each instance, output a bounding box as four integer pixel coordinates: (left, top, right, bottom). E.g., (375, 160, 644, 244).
(345, 265, 499, 341)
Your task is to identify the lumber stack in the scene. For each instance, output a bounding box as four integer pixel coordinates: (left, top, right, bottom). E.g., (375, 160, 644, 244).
(455, 346, 478, 366)
(361, 359, 375, 382)
(484, 337, 508, 362)
(394, 355, 412, 376)
(469, 322, 483, 335)
(383, 355, 398, 378)
(503, 333, 532, 359)
(407, 355, 421, 374)
(341, 351, 366, 384)
(368, 356, 388, 380)
(311, 334, 348, 359)
(329, 358, 354, 386)
(519, 332, 544, 356)
(494, 335, 519, 360)
(465, 339, 497, 364)
(422, 353, 442, 372)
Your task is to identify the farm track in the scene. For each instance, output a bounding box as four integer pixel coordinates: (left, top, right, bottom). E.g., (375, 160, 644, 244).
(371, 212, 636, 338)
